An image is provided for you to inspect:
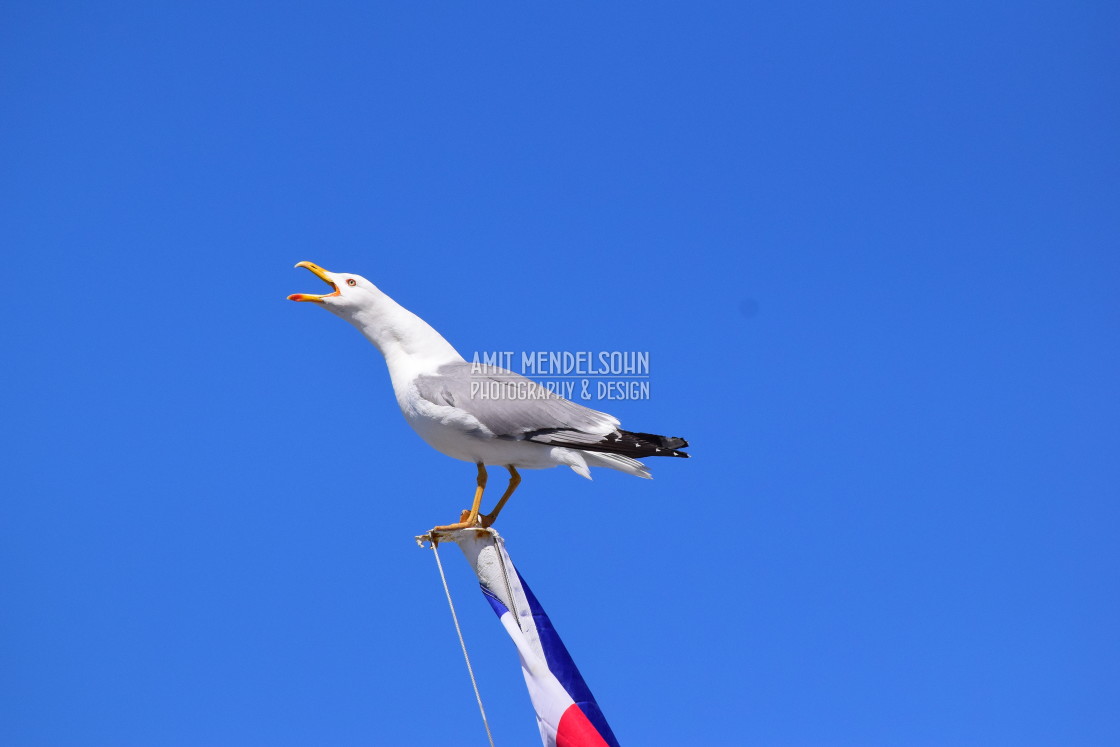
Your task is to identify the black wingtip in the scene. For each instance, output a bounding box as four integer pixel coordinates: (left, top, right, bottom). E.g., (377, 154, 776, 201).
(527, 428, 691, 459)
(604, 430, 691, 458)
(623, 431, 689, 455)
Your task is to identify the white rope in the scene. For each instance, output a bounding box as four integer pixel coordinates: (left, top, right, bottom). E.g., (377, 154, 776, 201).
(493, 537, 525, 634)
(431, 540, 496, 747)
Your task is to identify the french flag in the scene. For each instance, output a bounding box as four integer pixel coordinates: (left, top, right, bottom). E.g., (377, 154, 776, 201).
(451, 530, 619, 747)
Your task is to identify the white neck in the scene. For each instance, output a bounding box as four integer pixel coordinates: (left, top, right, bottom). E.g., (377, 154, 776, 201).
(335, 288, 464, 387)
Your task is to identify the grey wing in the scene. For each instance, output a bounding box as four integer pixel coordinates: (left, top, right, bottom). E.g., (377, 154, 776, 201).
(413, 362, 619, 443)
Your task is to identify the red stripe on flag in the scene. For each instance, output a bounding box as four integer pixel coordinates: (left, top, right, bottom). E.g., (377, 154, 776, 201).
(556, 704, 611, 747)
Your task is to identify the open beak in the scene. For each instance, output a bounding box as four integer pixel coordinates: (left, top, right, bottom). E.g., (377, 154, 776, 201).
(288, 261, 340, 303)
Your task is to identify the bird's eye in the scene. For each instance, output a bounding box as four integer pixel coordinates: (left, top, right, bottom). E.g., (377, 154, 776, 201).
(346, 279, 357, 286)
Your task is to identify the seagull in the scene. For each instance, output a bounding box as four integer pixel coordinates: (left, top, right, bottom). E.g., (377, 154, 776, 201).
(288, 261, 689, 531)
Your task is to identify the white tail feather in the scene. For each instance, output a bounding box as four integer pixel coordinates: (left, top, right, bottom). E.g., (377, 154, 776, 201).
(579, 451, 653, 479)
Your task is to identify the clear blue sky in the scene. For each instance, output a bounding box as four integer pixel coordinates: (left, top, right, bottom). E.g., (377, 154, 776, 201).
(2, 2, 1117, 745)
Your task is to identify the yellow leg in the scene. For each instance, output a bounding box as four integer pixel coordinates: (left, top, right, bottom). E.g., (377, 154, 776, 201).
(432, 463, 488, 532)
(480, 466, 520, 528)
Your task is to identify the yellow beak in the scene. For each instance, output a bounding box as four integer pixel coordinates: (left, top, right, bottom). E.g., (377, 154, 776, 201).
(288, 261, 340, 303)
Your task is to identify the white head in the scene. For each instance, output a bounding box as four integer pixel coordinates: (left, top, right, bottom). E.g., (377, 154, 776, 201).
(287, 261, 463, 371)
(286, 260, 381, 319)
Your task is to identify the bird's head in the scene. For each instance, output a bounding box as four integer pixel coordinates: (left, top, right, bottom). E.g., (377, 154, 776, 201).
(287, 260, 462, 362)
(287, 261, 377, 317)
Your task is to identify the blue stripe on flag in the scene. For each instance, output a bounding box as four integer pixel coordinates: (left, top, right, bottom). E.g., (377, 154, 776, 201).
(479, 583, 509, 617)
(516, 570, 620, 747)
